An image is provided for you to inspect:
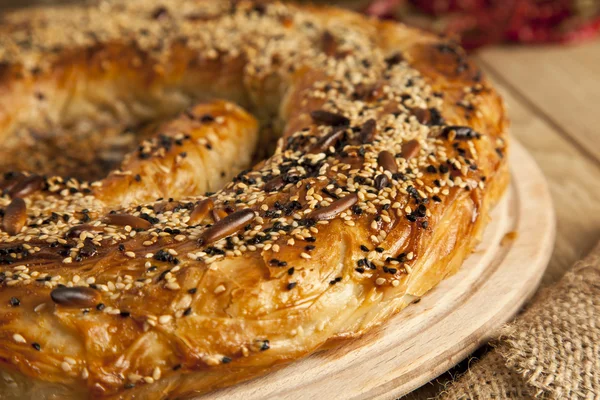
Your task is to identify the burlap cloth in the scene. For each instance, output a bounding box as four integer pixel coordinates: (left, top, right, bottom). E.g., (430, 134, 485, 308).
(406, 241, 600, 399)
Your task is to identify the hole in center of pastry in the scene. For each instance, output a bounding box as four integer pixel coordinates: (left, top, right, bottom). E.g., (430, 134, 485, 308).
(0, 120, 160, 182)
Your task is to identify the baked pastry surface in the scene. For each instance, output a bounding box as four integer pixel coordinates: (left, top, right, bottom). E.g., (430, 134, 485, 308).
(0, 1, 508, 398)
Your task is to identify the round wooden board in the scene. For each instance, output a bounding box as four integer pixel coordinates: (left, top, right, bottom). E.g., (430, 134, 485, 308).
(198, 140, 556, 400)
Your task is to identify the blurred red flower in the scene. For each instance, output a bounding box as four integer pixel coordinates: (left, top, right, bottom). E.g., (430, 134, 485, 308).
(365, 0, 600, 49)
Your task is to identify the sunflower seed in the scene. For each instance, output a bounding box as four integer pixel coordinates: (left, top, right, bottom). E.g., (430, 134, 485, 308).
(200, 208, 255, 245)
(308, 193, 358, 221)
(401, 140, 421, 160)
(377, 151, 398, 173)
(310, 110, 350, 127)
(2, 198, 27, 235)
(188, 198, 214, 225)
(50, 287, 101, 308)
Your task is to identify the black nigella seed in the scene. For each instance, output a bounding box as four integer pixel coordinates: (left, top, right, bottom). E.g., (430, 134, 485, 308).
(200, 114, 215, 123)
(442, 126, 481, 140)
(416, 204, 427, 218)
(385, 52, 404, 66)
(287, 282, 297, 290)
(9, 297, 20, 307)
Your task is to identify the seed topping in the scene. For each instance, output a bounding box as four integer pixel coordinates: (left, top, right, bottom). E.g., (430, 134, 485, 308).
(2, 198, 27, 235)
(50, 287, 101, 308)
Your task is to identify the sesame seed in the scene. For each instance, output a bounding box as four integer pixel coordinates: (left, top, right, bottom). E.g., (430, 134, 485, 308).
(13, 333, 26, 343)
(64, 357, 77, 365)
(61, 362, 72, 372)
(214, 284, 226, 294)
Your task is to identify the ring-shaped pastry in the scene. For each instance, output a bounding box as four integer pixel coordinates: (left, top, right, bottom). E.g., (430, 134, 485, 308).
(0, 1, 508, 398)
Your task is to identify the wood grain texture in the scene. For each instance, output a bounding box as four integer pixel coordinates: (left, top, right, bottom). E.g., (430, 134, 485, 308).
(477, 61, 600, 285)
(478, 40, 600, 164)
(194, 141, 554, 400)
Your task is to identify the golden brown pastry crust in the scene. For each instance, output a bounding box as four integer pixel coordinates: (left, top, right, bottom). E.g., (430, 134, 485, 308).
(0, 1, 508, 398)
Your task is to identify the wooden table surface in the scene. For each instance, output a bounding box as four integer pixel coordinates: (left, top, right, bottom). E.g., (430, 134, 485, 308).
(476, 39, 600, 286)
